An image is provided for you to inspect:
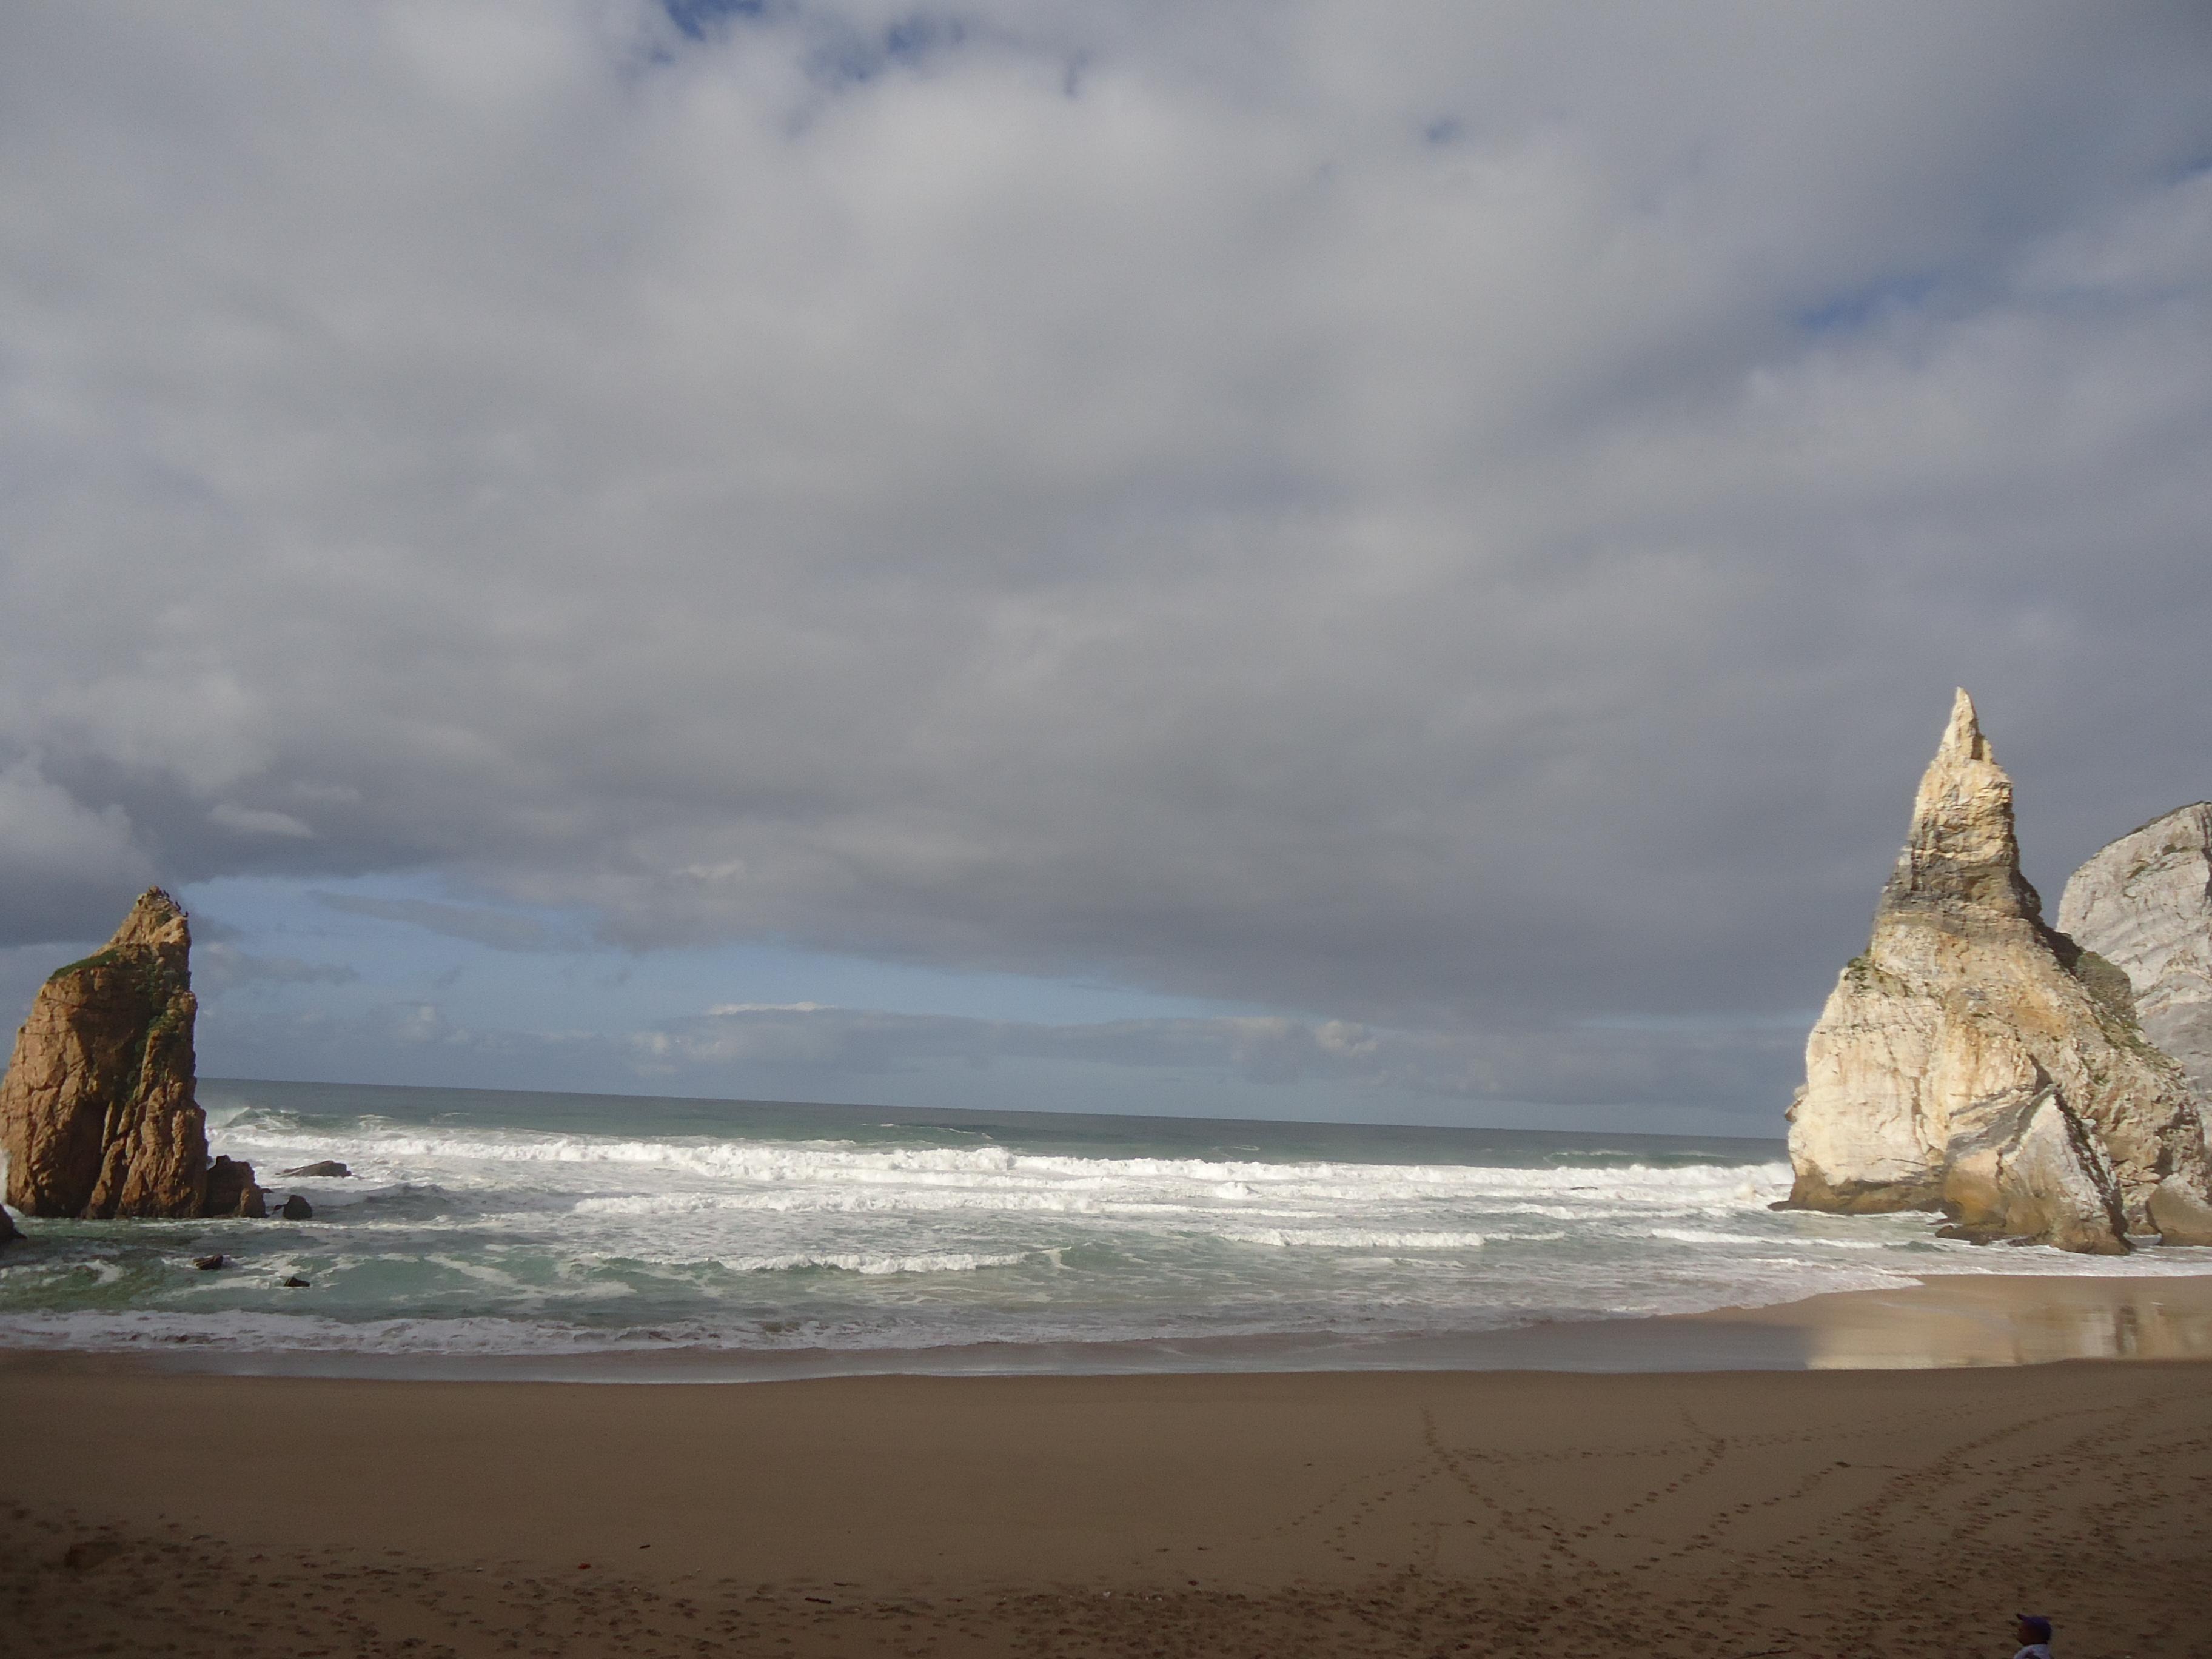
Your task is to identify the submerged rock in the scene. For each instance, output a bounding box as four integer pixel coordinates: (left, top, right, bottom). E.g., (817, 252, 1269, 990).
(0, 1206, 15, 1247)
(0, 890, 261, 1219)
(280, 1161, 352, 1179)
(278, 1194, 313, 1221)
(2058, 804, 2212, 1108)
(193, 1253, 226, 1271)
(1783, 691, 2212, 1251)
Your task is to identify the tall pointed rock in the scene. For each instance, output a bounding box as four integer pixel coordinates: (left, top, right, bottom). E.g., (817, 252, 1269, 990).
(1785, 692, 2212, 1251)
(1882, 689, 2042, 922)
(0, 889, 262, 1219)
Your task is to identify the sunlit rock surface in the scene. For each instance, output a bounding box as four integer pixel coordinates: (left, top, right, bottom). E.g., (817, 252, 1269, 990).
(2059, 803, 2212, 1109)
(0, 890, 260, 1219)
(1785, 691, 2212, 1252)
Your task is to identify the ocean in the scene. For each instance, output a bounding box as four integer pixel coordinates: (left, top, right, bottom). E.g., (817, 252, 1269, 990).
(2, 1079, 2206, 1376)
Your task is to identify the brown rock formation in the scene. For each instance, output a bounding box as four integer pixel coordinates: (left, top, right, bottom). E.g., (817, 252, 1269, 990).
(1783, 691, 2212, 1251)
(0, 890, 260, 1219)
(204, 1155, 266, 1219)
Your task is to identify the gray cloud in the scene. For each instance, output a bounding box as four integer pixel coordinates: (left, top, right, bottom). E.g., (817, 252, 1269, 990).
(4, 3, 2211, 1108)
(201, 996, 1795, 1116)
(637, 1004, 1800, 1109)
(193, 942, 360, 993)
(313, 893, 558, 952)
(0, 762, 154, 941)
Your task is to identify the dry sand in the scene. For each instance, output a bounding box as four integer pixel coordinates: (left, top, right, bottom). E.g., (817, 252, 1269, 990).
(8, 1273, 2212, 1658)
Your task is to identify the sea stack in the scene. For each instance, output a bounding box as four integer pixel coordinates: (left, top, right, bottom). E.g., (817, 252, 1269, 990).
(1783, 691, 2212, 1252)
(2057, 804, 2212, 1107)
(0, 889, 264, 1219)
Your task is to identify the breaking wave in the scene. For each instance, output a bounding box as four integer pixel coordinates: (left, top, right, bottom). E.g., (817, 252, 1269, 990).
(41, 1078, 2200, 1372)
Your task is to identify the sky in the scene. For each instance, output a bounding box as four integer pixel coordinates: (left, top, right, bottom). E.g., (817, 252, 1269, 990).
(2, 1, 2210, 1135)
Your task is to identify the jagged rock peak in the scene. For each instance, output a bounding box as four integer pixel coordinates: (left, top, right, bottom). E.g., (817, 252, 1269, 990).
(109, 886, 191, 957)
(1883, 688, 2040, 922)
(0, 888, 261, 1219)
(1784, 691, 2212, 1252)
(2059, 803, 2212, 1107)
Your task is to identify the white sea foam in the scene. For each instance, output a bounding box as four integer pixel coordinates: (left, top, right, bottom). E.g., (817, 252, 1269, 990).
(0, 1309, 702, 1356)
(1213, 1227, 1490, 1250)
(4, 1085, 2193, 1369)
(714, 1250, 1033, 1276)
(217, 1116, 1789, 1202)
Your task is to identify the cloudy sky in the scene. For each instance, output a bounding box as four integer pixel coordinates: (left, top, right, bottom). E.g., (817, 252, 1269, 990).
(3, 1, 2209, 1134)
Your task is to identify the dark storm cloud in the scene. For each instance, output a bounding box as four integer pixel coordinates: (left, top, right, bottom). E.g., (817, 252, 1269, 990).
(2, 2, 2210, 1106)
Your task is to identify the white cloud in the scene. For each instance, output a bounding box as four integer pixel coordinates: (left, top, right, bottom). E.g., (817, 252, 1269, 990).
(209, 802, 315, 839)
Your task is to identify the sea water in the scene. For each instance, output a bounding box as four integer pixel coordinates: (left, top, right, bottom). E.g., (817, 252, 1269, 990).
(1, 1079, 2205, 1374)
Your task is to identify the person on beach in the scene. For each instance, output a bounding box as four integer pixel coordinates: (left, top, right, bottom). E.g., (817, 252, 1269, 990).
(2012, 1613, 2053, 1658)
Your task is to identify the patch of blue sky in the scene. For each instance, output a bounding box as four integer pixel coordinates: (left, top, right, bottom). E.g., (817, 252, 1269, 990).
(2158, 150, 2212, 188)
(1793, 273, 1939, 337)
(808, 13, 969, 87)
(661, 0, 767, 42)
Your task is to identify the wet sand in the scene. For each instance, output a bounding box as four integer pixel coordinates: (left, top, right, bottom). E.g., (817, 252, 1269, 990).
(8, 1272, 2212, 1657)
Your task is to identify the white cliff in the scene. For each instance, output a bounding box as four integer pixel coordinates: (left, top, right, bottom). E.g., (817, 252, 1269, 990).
(2058, 804, 2212, 1107)
(1785, 691, 2212, 1252)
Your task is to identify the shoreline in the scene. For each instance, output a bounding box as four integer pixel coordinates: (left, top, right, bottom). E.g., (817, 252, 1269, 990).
(7, 1265, 2212, 1381)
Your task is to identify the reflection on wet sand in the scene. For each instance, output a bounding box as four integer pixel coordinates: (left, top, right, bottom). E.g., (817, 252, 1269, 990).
(1744, 1276, 2212, 1369)
(95, 1270, 2212, 1380)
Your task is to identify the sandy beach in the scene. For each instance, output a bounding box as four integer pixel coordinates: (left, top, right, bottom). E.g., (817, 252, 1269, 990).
(7, 1273, 2212, 1658)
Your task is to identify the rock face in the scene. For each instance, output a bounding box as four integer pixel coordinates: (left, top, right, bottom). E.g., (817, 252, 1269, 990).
(0, 890, 261, 1219)
(204, 1155, 267, 1219)
(0, 1205, 16, 1247)
(1784, 691, 2212, 1252)
(2057, 804, 2212, 1107)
